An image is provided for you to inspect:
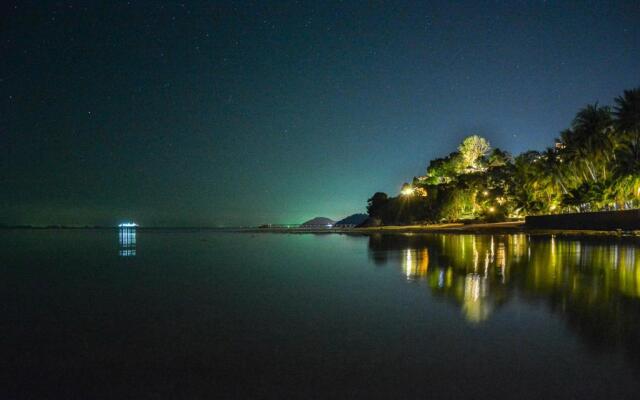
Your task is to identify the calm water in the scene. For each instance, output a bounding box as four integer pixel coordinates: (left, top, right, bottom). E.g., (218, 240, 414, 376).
(2, 229, 640, 399)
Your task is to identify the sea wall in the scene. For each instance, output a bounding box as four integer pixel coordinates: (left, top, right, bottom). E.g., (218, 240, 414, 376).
(525, 209, 640, 231)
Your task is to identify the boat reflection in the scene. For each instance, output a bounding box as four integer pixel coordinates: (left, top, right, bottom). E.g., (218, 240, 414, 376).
(368, 233, 640, 362)
(118, 226, 136, 256)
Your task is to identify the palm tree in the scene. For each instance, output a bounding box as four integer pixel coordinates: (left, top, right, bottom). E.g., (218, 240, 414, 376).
(513, 149, 567, 213)
(613, 138, 640, 208)
(612, 88, 640, 208)
(562, 183, 591, 212)
(569, 104, 614, 182)
(540, 147, 569, 194)
(613, 88, 640, 137)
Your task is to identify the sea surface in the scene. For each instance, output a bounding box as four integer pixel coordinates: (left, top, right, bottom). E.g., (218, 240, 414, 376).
(2, 229, 640, 399)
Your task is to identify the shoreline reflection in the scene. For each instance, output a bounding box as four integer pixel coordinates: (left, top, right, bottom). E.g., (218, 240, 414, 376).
(368, 233, 640, 364)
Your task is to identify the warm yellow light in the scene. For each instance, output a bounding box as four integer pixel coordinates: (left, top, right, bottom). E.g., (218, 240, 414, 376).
(414, 187, 428, 197)
(488, 207, 495, 213)
(482, 190, 489, 196)
(401, 187, 414, 196)
(550, 204, 557, 211)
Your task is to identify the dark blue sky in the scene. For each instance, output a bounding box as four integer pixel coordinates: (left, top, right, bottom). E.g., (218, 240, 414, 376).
(1, 1, 639, 226)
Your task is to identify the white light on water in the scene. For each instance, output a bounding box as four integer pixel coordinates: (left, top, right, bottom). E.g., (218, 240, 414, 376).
(118, 222, 138, 227)
(119, 227, 137, 257)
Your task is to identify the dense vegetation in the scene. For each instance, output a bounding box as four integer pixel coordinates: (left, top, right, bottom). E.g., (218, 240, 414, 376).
(367, 88, 640, 225)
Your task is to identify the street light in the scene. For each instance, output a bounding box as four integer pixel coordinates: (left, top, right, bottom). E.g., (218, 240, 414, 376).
(401, 187, 414, 196)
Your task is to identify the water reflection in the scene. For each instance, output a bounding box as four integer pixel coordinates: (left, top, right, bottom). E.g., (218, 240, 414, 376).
(368, 234, 640, 362)
(401, 248, 429, 280)
(463, 273, 491, 323)
(118, 227, 136, 256)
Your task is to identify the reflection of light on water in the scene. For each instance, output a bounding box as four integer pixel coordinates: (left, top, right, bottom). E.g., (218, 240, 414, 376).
(496, 243, 506, 269)
(472, 236, 478, 272)
(622, 247, 635, 271)
(490, 236, 495, 263)
(404, 249, 413, 278)
(384, 234, 640, 328)
(402, 248, 429, 280)
(463, 273, 492, 323)
(484, 251, 489, 277)
(119, 227, 136, 257)
(497, 242, 506, 283)
(465, 274, 482, 301)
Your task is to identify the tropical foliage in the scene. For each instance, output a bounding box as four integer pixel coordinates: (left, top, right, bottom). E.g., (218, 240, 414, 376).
(367, 87, 640, 224)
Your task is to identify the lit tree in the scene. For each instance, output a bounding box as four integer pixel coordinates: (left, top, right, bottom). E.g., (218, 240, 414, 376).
(364, 87, 640, 222)
(458, 135, 490, 172)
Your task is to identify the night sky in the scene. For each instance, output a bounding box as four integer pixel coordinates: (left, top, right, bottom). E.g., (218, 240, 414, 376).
(1, 1, 639, 226)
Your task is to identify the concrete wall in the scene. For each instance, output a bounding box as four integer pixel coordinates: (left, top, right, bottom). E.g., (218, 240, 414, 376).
(525, 209, 640, 230)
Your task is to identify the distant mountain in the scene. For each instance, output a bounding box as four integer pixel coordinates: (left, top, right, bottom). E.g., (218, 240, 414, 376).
(300, 217, 336, 227)
(334, 213, 368, 227)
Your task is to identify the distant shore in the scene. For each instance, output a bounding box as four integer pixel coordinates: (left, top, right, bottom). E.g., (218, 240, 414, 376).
(246, 221, 640, 237)
(3, 221, 639, 237)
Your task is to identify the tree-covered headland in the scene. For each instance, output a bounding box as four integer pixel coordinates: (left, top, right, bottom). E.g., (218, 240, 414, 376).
(367, 88, 640, 225)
